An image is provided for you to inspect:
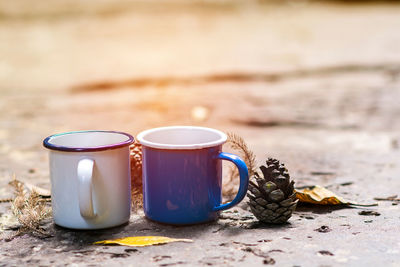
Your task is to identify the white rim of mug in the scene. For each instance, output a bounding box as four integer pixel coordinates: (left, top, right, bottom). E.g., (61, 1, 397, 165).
(136, 126, 227, 150)
(43, 130, 134, 152)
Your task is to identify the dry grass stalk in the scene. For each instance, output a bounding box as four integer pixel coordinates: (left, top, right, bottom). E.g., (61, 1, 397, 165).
(223, 132, 257, 200)
(130, 144, 143, 212)
(226, 132, 257, 176)
(9, 176, 51, 237)
(131, 188, 143, 212)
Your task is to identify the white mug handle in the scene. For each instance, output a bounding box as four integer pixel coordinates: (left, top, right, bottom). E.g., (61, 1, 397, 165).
(77, 158, 96, 218)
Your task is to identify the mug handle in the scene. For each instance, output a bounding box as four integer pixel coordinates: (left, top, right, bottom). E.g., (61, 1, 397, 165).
(213, 152, 249, 211)
(77, 158, 96, 218)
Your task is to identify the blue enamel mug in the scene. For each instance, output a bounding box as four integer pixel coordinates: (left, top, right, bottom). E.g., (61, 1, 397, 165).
(137, 126, 249, 225)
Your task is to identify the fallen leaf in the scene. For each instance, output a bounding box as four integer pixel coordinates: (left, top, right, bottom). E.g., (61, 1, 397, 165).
(295, 185, 377, 206)
(1, 180, 51, 203)
(94, 236, 193, 247)
(24, 182, 51, 198)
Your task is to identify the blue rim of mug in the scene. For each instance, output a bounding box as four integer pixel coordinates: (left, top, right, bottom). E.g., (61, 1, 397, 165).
(43, 130, 134, 152)
(137, 126, 227, 150)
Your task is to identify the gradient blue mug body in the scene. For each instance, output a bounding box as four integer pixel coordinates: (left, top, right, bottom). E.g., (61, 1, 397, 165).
(137, 126, 249, 225)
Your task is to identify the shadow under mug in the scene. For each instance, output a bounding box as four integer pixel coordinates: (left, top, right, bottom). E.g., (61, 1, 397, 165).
(43, 130, 134, 229)
(137, 126, 249, 225)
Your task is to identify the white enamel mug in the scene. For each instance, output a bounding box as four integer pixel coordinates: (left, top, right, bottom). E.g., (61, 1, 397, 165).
(43, 130, 134, 229)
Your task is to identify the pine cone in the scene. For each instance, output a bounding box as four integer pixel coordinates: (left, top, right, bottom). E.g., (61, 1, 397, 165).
(248, 158, 298, 224)
(130, 143, 143, 211)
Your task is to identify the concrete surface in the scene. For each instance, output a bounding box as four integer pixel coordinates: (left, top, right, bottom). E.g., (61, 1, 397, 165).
(0, 1, 400, 266)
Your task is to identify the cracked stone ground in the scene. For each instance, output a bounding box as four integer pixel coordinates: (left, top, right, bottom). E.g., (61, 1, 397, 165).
(0, 1, 400, 266)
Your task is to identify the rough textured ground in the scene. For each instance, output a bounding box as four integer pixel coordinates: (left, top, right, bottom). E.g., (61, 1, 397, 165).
(1, 1, 400, 266)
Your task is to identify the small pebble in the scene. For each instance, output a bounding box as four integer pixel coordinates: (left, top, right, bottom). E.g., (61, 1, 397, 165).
(257, 239, 272, 243)
(315, 225, 331, 233)
(318, 250, 334, 256)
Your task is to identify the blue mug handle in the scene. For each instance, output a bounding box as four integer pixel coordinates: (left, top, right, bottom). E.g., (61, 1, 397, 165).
(213, 152, 249, 211)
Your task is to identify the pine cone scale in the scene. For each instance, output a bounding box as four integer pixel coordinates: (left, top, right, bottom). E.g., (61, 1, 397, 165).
(280, 198, 295, 207)
(256, 198, 268, 206)
(266, 203, 279, 210)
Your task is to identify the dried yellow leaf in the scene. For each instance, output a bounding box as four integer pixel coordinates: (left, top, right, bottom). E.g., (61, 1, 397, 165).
(94, 236, 193, 247)
(295, 185, 377, 206)
(24, 182, 51, 198)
